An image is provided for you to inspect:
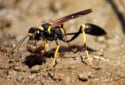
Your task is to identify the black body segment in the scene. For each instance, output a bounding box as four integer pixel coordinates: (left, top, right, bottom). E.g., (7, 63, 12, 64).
(85, 23, 106, 36)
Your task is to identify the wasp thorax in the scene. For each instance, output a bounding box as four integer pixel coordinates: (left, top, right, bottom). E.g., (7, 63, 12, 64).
(42, 23, 51, 30)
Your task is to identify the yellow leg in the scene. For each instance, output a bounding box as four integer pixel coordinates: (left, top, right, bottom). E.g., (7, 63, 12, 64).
(44, 43, 49, 51)
(44, 42, 49, 53)
(41, 42, 49, 55)
(81, 24, 92, 66)
(53, 45, 60, 66)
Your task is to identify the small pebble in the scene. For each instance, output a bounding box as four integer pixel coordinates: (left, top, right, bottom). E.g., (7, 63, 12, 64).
(30, 65, 41, 73)
(78, 73, 89, 82)
(16, 75, 24, 83)
(14, 64, 29, 72)
(97, 36, 105, 42)
(29, 74, 36, 80)
(35, 80, 43, 85)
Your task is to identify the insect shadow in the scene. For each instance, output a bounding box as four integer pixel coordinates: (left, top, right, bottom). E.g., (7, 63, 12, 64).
(23, 45, 96, 68)
(23, 55, 45, 68)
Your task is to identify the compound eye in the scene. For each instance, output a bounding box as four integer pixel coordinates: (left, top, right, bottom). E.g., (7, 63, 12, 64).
(36, 30, 41, 35)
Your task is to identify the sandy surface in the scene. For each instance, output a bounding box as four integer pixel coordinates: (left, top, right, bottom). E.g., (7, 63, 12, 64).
(0, 0, 125, 85)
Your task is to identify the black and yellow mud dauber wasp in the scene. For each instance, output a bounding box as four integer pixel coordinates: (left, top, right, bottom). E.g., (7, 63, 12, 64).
(11, 9, 106, 67)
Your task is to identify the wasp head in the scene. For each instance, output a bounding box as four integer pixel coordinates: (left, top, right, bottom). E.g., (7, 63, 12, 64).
(28, 27, 42, 41)
(27, 27, 45, 53)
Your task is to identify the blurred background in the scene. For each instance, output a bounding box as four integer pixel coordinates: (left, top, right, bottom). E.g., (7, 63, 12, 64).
(0, 0, 125, 51)
(0, 0, 125, 85)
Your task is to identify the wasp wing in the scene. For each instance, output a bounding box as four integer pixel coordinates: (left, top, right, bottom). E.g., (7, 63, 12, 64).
(51, 9, 92, 27)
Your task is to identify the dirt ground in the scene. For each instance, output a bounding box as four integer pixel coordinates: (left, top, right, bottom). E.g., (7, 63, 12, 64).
(0, 0, 125, 85)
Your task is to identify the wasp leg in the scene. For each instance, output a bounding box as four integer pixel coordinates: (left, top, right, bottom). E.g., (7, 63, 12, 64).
(60, 27, 71, 47)
(40, 41, 49, 56)
(81, 24, 93, 66)
(63, 24, 106, 67)
(64, 25, 92, 66)
(63, 25, 92, 66)
(60, 24, 68, 41)
(53, 40, 60, 66)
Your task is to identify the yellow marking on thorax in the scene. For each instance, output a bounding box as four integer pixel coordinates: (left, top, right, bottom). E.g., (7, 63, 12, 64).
(48, 26, 51, 34)
(60, 28, 64, 34)
(38, 26, 44, 31)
